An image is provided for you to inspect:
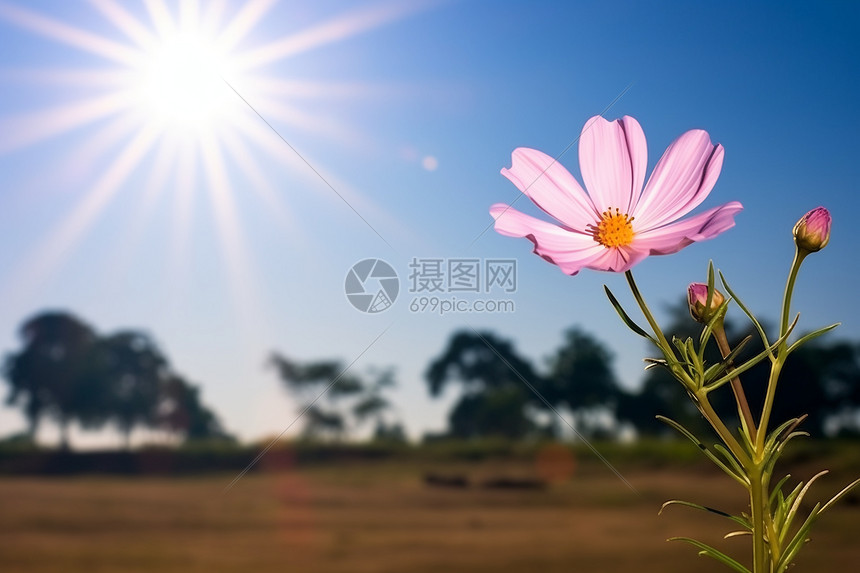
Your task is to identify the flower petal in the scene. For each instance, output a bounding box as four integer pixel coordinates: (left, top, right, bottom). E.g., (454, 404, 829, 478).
(490, 203, 606, 275)
(632, 201, 743, 255)
(501, 148, 598, 230)
(633, 129, 725, 230)
(579, 115, 647, 214)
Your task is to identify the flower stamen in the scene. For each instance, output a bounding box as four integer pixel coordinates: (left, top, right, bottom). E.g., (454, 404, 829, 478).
(589, 208, 635, 248)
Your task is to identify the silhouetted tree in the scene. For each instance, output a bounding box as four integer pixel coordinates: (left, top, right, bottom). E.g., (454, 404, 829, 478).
(270, 353, 402, 441)
(159, 374, 234, 443)
(93, 331, 168, 447)
(426, 330, 543, 439)
(3, 312, 100, 448)
(4, 311, 232, 448)
(545, 327, 625, 438)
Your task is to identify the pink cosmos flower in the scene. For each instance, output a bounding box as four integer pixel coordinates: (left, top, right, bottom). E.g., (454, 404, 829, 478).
(489, 116, 743, 275)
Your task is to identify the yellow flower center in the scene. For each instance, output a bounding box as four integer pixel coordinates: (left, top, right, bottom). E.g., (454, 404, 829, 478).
(590, 208, 635, 248)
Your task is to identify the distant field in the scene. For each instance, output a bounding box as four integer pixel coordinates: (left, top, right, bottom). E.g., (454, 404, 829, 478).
(2, 449, 859, 572)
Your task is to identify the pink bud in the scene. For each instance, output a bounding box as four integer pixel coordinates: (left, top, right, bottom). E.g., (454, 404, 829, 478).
(687, 283, 726, 324)
(793, 207, 831, 253)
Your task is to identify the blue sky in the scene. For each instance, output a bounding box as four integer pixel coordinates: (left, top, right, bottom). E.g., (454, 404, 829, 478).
(0, 0, 858, 446)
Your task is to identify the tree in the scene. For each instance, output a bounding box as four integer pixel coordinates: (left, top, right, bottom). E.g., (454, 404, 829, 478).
(93, 331, 169, 447)
(545, 327, 625, 438)
(3, 311, 233, 448)
(3, 312, 100, 448)
(159, 374, 234, 443)
(269, 352, 400, 441)
(425, 330, 543, 439)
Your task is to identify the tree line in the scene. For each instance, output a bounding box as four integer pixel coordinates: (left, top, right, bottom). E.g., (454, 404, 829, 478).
(5, 302, 860, 449)
(3, 311, 232, 449)
(424, 301, 860, 441)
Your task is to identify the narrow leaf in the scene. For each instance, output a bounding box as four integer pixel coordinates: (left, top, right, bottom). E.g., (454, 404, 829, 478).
(668, 537, 752, 573)
(819, 476, 860, 514)
(661, 499, 750, 529)
(719, 271, 773, 353)
(786, 323, 840, 355)
(604, 286, 654, 341)
(656, 416, 748, 486)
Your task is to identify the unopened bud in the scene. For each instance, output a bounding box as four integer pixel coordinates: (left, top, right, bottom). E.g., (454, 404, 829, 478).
(687, 283, 726, 324)
(793, 207, 831, 253)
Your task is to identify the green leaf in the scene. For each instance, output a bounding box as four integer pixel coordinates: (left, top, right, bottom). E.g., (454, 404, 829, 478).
(713, 444, 749, 485)
(724, 530, 752, 539)
(777, 502, 822, 572)
(705, 319, 798, 393)
(604, 286, 655, 342)
(656, 416, 748, 486)
(668, 537, 751, 573)
(719, 271, 772, 354)
(819, 476, 860, 514)
(780, 470, 828, 546)
(786, 323, 840, 355)
(660, 499, 750, 529)
(769, 474, 792, 510)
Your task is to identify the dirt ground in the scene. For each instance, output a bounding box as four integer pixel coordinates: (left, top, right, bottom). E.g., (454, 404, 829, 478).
(1, 458, 858, 572)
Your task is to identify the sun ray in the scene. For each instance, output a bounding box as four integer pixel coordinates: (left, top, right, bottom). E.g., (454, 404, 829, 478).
(247, 77, 392, 100)
(218, 122, 298, 233)
(1, 122, 160, 306)
(0, 90, 137, 153)
(165, 140, 199, 306)
(198, 126, 271, 348)
(142, 0, 176, 39)
(0, 1, 142, 66)
(56, 112, 143, 188)
(101, 131, 179, 293)
(250, 97, 360, 144)
(86, 0, 158, 51)
(198, 0, 227, 36)
(233, 0, 433, 72)
(0, 66, 131, 89)
(178, 0, 200, 34)
(216, 0, 276, 53)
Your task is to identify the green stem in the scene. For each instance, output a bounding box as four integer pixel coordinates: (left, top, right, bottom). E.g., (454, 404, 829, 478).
(625, 270, 671, 351)
(624, 272, 695, 389)
(696, 391, 751, 468)
(625, 271, 748, 464)
(758, 249, 806, 452)
(749, 464, 769, 573)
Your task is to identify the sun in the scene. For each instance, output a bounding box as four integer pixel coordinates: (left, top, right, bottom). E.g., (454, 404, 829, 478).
(0, 0, 428, 331)
(139, 30, 231, 129)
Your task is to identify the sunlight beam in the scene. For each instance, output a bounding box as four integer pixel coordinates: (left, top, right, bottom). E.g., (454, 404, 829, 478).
(0, 90, 136, 153)
(216, 0, 276, 53)
(1, 122, 160, 306)
(234, 0, 432, 71)
(0, 1, 141, 66)
(87, 0, 158, 51)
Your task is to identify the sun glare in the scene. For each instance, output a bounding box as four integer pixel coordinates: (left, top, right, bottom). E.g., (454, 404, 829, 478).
(140, 31, 231, 129)
(0, 0, 430, 340)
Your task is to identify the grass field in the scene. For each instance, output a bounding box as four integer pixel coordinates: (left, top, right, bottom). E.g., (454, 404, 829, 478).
(1, 448, 859, 572)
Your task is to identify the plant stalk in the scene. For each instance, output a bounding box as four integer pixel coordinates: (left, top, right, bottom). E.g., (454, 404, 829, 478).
(713, 324, 758, 443)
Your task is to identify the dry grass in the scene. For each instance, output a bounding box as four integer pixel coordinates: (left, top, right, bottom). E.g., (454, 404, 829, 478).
(1, 456, 858, 572)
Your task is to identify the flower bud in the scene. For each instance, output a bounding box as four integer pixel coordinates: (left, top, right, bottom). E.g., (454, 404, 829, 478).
(793, 207, 831, 253)
(687, 283, 726, 324)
